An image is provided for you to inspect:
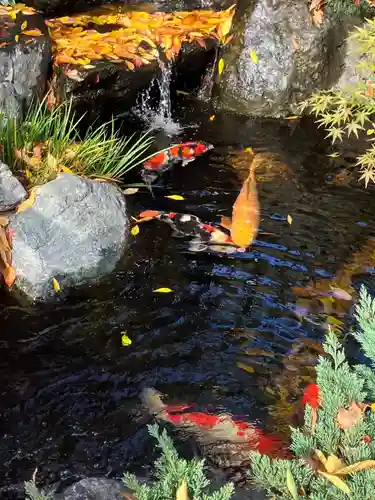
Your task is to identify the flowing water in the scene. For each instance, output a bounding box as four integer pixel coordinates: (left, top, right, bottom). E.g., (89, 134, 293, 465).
(2, 99, 375, 497)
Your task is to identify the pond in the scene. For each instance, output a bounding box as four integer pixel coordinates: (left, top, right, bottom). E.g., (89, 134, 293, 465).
(1, 98, 375, 497)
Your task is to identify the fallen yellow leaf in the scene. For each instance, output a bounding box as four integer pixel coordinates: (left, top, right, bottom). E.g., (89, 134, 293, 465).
(250, 49, 258, 64)
(285, 115, 299, 120)
(218, 58, 224, 75)
(131, 225, 140, 236)
(61, 166, 74, 174)
(16, 190, 36, 213)
(52, 278, 61, 292)
(153, 287, 173, 293)
(21, 29, 42, 36)
(209, 115, 215, 121)
(121, 332, 132, 346)
(244, 147, 253, 153)
(287, 214, 292, 225)
(317, 471, 350, 495)
(165, 195, 184, 200)
(123, 187, 139, 195)
(176, 481, 188, 500)
(15, 35, 19, 42)
(21, 20, 27, 30)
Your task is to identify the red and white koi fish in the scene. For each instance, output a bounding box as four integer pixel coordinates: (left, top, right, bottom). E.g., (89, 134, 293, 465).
(141, 142, 213, 184)
(140, 388, 291, 461)
(136, 210, 236, 253)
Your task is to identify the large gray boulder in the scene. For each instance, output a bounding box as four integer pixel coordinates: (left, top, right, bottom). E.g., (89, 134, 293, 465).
(9, 174, 129, 302)
(0, 161, 27, 211)
(212, 0, 344, 117)
(0, 10, 51, 120)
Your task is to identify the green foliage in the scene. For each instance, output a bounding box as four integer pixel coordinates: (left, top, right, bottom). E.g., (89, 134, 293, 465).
(325, 0, 374, 17)
(123, 423, 235, 500)
(25, 477, 54, 500)
(0, 97, 154, 186)
(249, 285, 375, 499)
(300, 19, 375, 186)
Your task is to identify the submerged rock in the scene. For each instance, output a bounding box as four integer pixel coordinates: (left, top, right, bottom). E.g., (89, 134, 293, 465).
(213, 0, 342, 117)
(0, 161, 27, 211)
(56, 478, 131, 500)
(9, 174, 129, 302)
(0, 9, 51, 120)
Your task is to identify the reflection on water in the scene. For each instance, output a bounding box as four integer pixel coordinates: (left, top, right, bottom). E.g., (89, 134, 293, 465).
(2, 103, 375, 495)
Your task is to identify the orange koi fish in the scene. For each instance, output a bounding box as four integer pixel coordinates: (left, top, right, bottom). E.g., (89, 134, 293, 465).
(220, 160, 260, 248)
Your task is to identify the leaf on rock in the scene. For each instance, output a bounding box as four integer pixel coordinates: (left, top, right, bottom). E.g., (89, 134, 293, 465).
(21, 20, 27, 30)
(131, 225, 140, 236)
(0, 216, 16, 288)
(61, 166, 74, 174)
(218, 58, 224, 75)
(52, 278, 61, 292)
(21, 28, 42, 36)
(165, 195, 185, 200)
(250, 49, 258, 64)
(154, 287, 173, 293)
(16, 190, 36, 213)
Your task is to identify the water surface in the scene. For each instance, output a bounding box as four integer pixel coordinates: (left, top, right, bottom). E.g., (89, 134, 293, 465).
(1, 102, 375, 496)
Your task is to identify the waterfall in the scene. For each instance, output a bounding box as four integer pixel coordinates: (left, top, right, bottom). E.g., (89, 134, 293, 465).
(134, 58, 181, 136)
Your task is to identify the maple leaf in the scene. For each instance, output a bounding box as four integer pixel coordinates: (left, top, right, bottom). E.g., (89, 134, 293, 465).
(336, 401, 368, 430)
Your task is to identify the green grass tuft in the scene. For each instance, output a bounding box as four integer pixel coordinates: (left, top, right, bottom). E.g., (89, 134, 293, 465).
(0, 96, 154, 187)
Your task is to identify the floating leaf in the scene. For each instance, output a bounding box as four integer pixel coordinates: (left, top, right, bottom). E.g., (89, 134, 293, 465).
(250, 49, 258, 64)
(123, 187, 139, 195)
(16, 190, 36, 213)
(21, 20, 27, 30)
(237, 361, 255, 373)
(285, 116, 298, 120)
(367, 129, 375, 135)
(121, 332, 132, 346)
(15, 34, 19, 42)
(287, 214, 292, 225)
(209, 115, 215, 121)
(165, 195, 185, 200)
(327, 152, 340, 158)
(218, 58, 224, 75)
(154, 287, 173, 293)
(52, 278, 61, 292)
(131, 225, 140, 236)
(286, 467, 298, 500)
(244, 147, 253, 153)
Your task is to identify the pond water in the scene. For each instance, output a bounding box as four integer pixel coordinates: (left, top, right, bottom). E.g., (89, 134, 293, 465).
(2, 99, 375, 497)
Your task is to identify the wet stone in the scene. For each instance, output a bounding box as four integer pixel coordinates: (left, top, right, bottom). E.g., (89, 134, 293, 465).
(55, 478, 131, 500)
(213, 0, 346, 117)
(0, 11, 51, 120)
(9, 174, 129, 302)
(0, 161, 27, 211)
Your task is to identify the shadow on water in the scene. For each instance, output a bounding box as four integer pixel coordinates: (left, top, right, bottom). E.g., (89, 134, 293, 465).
(2, 100, 375, 495)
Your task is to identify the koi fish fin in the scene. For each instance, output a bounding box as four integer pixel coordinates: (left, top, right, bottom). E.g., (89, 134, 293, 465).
(220, 216, 232, 230)
(171, 230, 186, 238)
(182, 158, 195, 167)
